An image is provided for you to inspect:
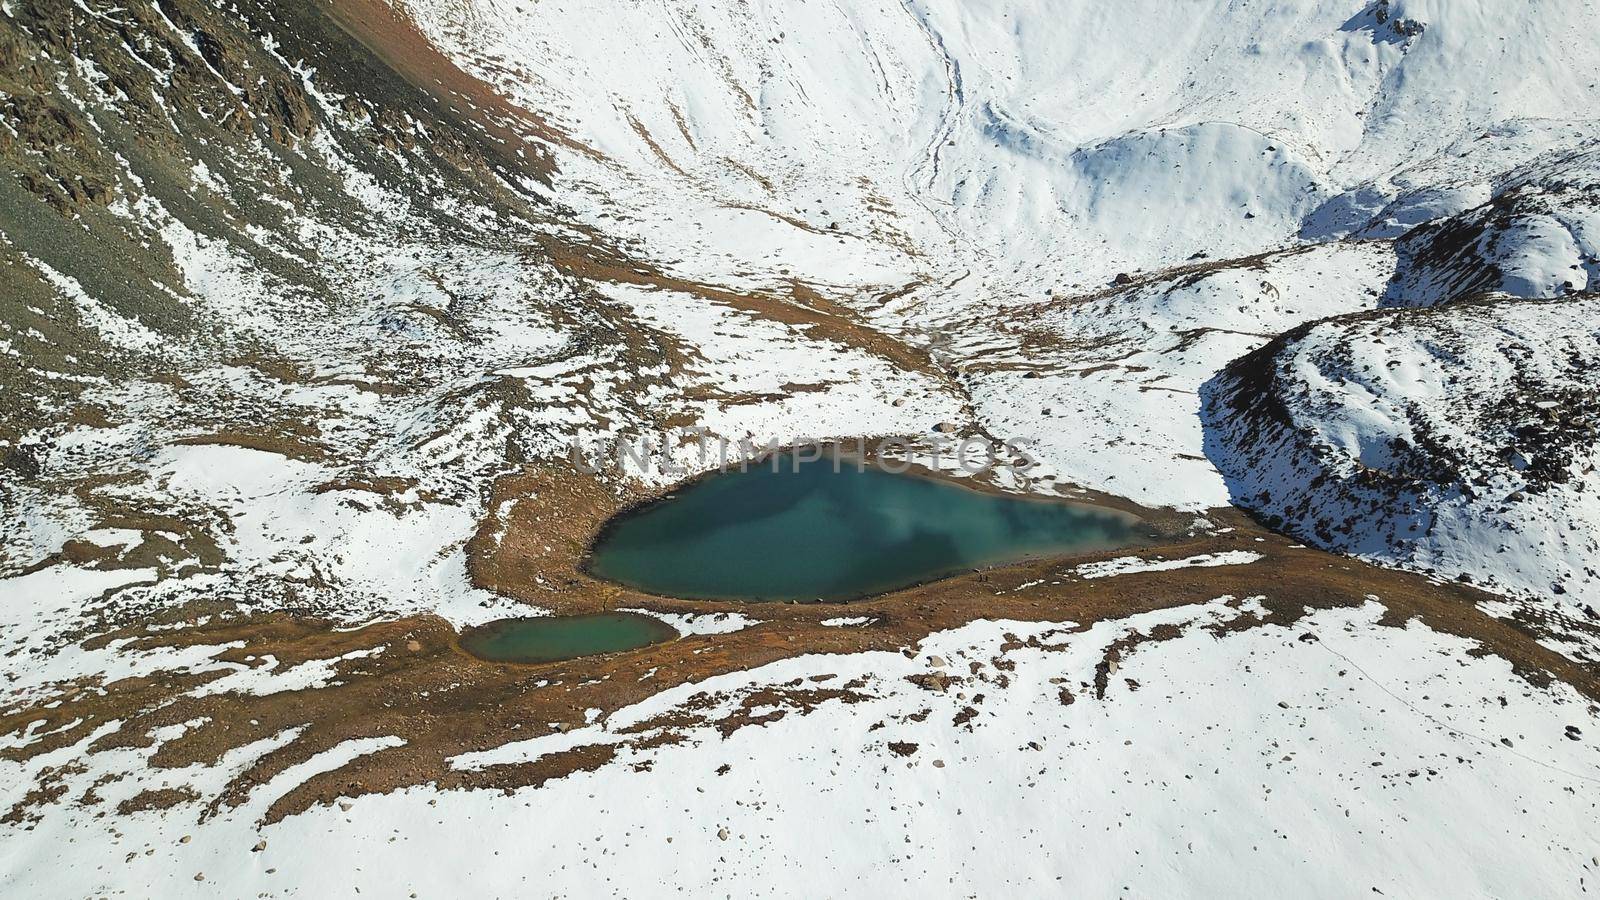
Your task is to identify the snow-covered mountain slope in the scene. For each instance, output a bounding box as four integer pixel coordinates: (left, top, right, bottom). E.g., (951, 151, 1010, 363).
(5, 0, 1600, 895)
(0, 0, 962, 596)
(1204, 295, 1600, 649)
(942, 242, 1395, 508)
(398, 0, 1600, 510)
(1386, 140, 1600, 305)
(407, 0, 1600, 292)
(6, 599, 1599, 897)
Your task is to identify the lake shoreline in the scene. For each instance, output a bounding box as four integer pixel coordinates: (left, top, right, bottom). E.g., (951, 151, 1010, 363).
(580, 448, 1163, 603)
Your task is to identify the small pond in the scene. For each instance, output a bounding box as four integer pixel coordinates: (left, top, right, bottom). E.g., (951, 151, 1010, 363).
(459, 612, 678, 664)
(587, 455, 1151, 602)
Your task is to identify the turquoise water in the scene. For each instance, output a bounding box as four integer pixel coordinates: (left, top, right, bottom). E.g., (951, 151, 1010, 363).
(587, 457, 1149, 602)
(459, 613, 678, 664)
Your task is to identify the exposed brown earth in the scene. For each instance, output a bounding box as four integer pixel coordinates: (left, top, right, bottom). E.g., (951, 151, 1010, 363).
(541, 238, 944, 379)
(316, 0, 588, 180)
(4, 457, 1594, 827)
(3, 0, 1596, 844)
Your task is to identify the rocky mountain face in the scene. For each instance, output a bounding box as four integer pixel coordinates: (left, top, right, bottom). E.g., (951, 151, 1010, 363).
(0, 0, 705, 595)
(0, 0, 542, 436)
(1204, 132, 1600, 642)
(1386, 143, 1600, 305)
(1205, 296, 1600, 655)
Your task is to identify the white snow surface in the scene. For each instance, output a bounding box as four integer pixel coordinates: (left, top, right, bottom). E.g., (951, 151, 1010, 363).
(5, 1, 1600, 895)
(403, 0, 1600, 512)
(4, 600, 1598, 896)
(1205, 295, 1600, 635)
(1072, 550, 1265, 580)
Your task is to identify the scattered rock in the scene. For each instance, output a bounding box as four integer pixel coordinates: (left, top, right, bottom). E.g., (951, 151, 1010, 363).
(907, 672, 951, 692)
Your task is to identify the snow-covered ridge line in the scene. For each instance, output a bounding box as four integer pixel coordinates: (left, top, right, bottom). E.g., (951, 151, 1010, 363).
(1204, 293, 1600, 625)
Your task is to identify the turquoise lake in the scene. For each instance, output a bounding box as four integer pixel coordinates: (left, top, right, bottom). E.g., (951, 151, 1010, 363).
(587, 456, 1150, 602)
(459, 612, 679, 664)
